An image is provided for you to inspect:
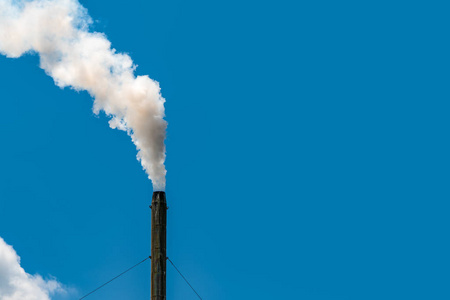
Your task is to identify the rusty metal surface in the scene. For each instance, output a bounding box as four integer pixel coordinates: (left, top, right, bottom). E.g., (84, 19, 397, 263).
(151, 191, 167, 300)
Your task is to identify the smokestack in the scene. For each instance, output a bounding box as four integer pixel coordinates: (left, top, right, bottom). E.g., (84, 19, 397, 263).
(151, 191, 167, 300)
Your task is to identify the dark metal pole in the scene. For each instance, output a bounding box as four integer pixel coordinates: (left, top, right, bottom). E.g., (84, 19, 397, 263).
(151, 191, 167, 300)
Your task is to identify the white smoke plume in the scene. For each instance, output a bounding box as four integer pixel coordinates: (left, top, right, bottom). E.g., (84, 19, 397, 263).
(0, 237, 66, 300)
(0, 0, 167, 190)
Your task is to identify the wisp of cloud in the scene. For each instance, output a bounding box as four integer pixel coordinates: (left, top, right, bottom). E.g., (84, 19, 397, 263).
(0, 0, 167, 190)
(0, 237, 66, 300)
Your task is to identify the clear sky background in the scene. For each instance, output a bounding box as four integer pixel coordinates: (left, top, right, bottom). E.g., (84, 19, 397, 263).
(0, 0, 449, 299)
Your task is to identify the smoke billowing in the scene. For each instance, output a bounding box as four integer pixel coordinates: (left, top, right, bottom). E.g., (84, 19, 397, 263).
(0, 0, 167, 190)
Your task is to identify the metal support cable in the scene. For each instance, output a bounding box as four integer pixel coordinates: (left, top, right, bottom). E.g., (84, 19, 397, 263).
(79, 256, 150, 300)
(167, 257, 203, 300)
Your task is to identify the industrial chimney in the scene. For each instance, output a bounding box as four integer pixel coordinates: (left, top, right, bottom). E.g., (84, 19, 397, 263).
(151, 191, 167, 300)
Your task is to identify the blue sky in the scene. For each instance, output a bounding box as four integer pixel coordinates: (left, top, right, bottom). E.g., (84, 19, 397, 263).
(0, 0, 449, 299)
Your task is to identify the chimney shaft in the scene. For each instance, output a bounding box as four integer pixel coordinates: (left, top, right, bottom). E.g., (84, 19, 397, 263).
(151, 191, 167, 300)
